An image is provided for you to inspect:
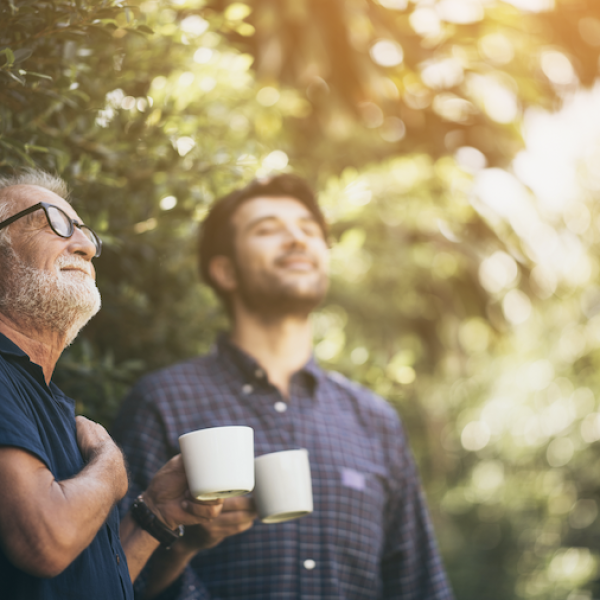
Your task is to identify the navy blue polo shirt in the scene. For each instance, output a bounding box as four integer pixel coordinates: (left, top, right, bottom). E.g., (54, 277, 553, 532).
(0, 333, 133, 600)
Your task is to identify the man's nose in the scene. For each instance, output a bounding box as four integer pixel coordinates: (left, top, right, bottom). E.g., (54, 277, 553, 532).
(282, 225, 308, 247)
(68, 227, 97, 261)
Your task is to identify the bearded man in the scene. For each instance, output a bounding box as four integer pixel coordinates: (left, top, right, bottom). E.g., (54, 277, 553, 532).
(114, 174, 454, 600)
(0, 170, 223, 600)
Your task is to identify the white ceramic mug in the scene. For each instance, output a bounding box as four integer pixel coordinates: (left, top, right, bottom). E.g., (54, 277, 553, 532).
(179, 426, 254, 500)
(253, 448, 313, 524)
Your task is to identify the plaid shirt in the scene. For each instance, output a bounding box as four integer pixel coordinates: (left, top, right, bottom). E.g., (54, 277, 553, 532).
(113, 335, 453, 600)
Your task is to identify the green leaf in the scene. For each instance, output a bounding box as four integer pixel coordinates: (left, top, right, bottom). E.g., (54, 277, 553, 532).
(22, 71, 53, 81)
(0, 139, 35, 165)
(98, 21, 119, 30)
(88, 25, 115, 39)
(136, 25, 154, 34)
(24, 144, 50, 153)
(122, 27, 147, 38)
(3, 70, 26, 85)
(93, 8, 124, 19)
(0, 48, 15, 67)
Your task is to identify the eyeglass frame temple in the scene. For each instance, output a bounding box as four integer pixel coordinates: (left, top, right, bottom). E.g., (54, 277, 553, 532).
(0, 202, 46, 231)
(0, 201, 102, 257)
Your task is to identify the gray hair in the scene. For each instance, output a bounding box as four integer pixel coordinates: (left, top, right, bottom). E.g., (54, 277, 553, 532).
(0, 168, 69, 247)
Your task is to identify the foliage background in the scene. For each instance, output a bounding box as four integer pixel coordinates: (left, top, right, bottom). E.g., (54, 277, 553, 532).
(3, 0, 600, 598)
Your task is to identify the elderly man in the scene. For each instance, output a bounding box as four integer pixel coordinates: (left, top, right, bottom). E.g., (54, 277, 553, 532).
(0, 170, 222, 600)
(114, 174, 454, 599)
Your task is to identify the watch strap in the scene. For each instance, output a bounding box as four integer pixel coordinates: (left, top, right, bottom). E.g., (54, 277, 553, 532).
(130, 495, 183, 549)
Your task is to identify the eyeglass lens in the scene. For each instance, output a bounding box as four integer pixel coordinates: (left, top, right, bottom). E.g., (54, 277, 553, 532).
(47, 206, 72, 237)
(47, 205, 101, 253)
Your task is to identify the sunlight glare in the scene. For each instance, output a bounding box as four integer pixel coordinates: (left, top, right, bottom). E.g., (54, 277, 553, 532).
(479, 251, 518, 294)
(193, 48, 213, 64)
(504, 0, 554, 11)
(262, 150, 289, 170)
(479, 33, 514, 65)
(409, 8, 441, 37)
(421, 58, 464, 90)
(437, 0, 484, 24)
(180, 15, 209, 36)
(370, 40, 404, 67)
(503, 289, 532, 325)
(541, 51, 577, 86)
(461, 421, 491, 451)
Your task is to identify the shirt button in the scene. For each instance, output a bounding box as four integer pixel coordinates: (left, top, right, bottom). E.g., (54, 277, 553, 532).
(274, 401, 287, 413)
(116, 554, 120, 565)
(189, 585, 196, 592)
(242, 384, 253, 395)
(255, 368, 264, 379)
(304, 559, 316, 570)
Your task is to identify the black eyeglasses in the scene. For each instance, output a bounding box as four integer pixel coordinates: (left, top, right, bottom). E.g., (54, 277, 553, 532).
(0, 201, 102, 258)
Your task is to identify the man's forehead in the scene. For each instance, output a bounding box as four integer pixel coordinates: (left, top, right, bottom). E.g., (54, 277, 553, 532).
(233, 195, 315, 225)
(2, 184, 75, 217)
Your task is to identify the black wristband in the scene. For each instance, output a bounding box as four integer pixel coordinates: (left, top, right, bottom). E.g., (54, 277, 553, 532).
(130, 495, 184, 549)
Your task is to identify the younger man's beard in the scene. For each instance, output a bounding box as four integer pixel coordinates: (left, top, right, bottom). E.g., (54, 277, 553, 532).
(233, 258, 328, 319)
(0, 249, 101, 347)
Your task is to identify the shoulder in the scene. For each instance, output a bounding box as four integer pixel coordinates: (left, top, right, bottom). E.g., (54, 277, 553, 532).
(0, 353, 16, 379)
(121, 351, 227, 416)
(0, 355, 27, 400)
(324, 370, 401, 425)
(133, 352, 220, 395)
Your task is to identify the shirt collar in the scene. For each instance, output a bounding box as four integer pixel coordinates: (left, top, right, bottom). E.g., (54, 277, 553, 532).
(215, 332, 326, 391)
(0, 331, 52, 389)
(0, 332, 29, 359)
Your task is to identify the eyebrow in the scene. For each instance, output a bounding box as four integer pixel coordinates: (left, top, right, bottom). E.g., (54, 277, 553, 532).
(243, 213, 319, 233)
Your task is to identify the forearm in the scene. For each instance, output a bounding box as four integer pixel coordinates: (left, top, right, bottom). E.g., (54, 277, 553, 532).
(0, 444, 127, 577)
(132, 537, 197, 599)
(119, 455, 222, 590)
(119, 511, 162, 583)
(55, 443, 127, 543)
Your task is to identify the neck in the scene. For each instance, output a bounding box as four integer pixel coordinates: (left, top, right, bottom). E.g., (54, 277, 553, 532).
(229, 304, 313, 398)
(0, 312, 66, 384)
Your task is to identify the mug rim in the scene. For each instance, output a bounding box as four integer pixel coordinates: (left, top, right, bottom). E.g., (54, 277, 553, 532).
(179, 425, 253, 442)
(254, 448, 308, 463)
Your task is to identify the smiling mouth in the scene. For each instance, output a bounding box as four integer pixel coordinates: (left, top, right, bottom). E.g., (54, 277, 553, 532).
(61, 267, 91, 277)
(279, 261, 315, 271)
(276, 254, 317, 269)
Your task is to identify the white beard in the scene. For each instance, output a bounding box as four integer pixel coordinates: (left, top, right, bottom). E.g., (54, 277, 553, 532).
(0, 252, 101, 347)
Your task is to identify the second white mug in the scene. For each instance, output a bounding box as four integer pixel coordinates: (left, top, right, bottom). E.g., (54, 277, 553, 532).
(253, 448, 313, 524)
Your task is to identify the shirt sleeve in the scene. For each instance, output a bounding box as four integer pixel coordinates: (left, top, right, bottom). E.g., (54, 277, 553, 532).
(0, 368, 51, 469)
(112, 379, 217, 600)
(380, 413, 455, 600)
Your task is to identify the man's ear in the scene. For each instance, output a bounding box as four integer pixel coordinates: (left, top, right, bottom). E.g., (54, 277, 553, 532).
(209, 255, 238, 292)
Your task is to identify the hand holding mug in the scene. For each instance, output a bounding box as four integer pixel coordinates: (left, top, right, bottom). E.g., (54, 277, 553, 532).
(178, 496, 258, 551)
(143, 454, 223, 531)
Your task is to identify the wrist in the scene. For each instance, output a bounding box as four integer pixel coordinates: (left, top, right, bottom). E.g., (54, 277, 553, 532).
(141, 492, 176, 530)
(131, 495, 184, 549)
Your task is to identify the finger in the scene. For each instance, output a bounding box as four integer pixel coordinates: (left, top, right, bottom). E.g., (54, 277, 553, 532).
(187, 496, 223, 506)
(179, 506, 223, 526)
(181, 500, 223, 521)
(209, 511, 257, 527)
(166, 453, 185, 473)
(222, 496, 256, 511)
(208, 518, 255, 538)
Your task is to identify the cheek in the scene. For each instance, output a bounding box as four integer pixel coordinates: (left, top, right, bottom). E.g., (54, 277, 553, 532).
(312, 242, 330, 268)
(238, 239, 277, 268)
